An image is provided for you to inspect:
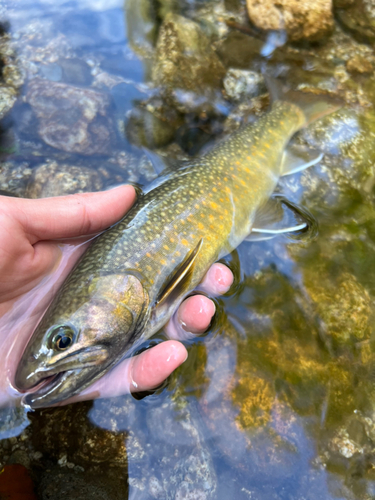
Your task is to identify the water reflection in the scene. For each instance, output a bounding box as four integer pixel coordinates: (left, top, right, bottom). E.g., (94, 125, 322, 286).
(0, 0, 375, 498)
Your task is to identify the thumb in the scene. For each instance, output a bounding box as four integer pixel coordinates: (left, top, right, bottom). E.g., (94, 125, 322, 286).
(2, 185, 136, 243)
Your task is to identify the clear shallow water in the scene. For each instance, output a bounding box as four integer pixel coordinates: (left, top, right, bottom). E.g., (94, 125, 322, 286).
(1, 0, 375, 499)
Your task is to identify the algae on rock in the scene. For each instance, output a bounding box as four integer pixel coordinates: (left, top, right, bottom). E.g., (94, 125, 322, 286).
(152, 13, 226, 94)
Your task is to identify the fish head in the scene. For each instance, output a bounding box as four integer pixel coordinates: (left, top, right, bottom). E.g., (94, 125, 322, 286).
(15, 273, 149, 408)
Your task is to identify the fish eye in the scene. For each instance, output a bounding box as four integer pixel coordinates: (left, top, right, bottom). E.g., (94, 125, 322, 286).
(48, 325, 77, 351)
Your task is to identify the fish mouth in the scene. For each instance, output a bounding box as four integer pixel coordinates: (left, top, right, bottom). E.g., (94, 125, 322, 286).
(21, 371, 71, 409)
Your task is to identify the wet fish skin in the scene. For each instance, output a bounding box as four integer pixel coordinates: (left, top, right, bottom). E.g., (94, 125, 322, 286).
(15, 83, 342, 408)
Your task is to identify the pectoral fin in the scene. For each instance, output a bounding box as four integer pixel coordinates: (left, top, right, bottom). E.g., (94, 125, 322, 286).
(155, 238, 203, 307)
(247, 195, 317, 241)
(281, 144, 323, 176)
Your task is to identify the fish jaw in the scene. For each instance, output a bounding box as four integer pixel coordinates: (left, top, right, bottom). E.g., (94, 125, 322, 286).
(15, 344, 110, 392)
(16, 342, 124, 408)
(21, 368, 98, 409)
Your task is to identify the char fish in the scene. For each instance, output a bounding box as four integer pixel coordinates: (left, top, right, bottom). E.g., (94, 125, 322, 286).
(15, 79, 342, 408)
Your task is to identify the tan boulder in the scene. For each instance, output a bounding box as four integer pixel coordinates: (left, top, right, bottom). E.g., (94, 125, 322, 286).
(246, 0, 334, 42)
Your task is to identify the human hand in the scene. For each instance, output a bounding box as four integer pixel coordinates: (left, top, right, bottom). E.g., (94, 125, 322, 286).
(0, 186, 233, 406)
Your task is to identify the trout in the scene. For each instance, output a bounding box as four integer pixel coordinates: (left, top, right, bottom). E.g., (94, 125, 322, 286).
(15, 79, 342, 408)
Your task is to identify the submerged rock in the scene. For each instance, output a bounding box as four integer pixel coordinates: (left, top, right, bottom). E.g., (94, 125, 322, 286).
(0, 161, 33, 197)
(125, 97, 183, 149)
(89, 394, 217, 500)
(0, 87, 17, 120)
(26, 162, 104, 198)
(304, 271, 372, 345)
(125, 0, 159, 59)
(335, 0, 375, 43)
(26, 78, 117, 155)
(216, 31, 263, 70)
(346, 54, 374, 74)
(152, 13, 226, 94)
(29, 402, 128, 469)
(0, 28, 24, 119)
(246, 0, 334, 42)
(223, 69, 265, 102)
(38, 466, 127, 500)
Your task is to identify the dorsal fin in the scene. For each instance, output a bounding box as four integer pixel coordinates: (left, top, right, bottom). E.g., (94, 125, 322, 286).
(155, 238, 203, 307)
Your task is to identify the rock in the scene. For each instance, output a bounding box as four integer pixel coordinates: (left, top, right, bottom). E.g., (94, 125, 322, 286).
(216, 31, 263, 69)
(0, 407, 30, 440)
(38, 62, 63, 82)
(58, 58, 93, 85)
(346, 54, 374, 74)
(223, 69, 265, 102)
(334, 0, 355, 6)
(0, 26, 24, 119)
(0, 87, 16, 119)
(335, 0, 375, 43)
(89, 394, 217, 500)
(152, 13, 226, 94)
(106, 150, 157, 185)
(0, 161, 33, 197)
(25, 161, 104, 198)
(26, 78, 117, 155)
(2, 63, 24, 89)
(246, 0, 334, 42)
(28, 402, 129, 469)
(38, 466, 127, 500)
(304, 271, 371, 345)
(125, 0, 159, 59)
(125, 97, 182, 149)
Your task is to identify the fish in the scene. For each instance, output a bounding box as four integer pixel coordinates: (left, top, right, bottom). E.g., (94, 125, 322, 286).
(15, 78, 342, 408)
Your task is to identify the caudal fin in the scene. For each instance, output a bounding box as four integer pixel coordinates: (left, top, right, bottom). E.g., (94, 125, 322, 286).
(265, 76, 343, 126)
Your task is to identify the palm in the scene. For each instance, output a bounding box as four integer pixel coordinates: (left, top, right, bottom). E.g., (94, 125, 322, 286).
(0, 187, 232, 407)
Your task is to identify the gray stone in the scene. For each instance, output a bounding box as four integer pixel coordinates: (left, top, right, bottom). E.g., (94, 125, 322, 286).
(26, 78, 117, 155)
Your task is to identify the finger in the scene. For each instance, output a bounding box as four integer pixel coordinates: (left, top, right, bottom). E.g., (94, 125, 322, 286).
(177, 295, 216, 334)
(165, 263, 234, 339)
(196, 263, 234, 295)
(128, 341, 187, 393)
(1, 185, 136, 243)
(65, 341, 187, 403)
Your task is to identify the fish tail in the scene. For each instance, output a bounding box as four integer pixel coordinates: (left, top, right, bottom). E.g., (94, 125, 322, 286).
(265, 76, 343, 126)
